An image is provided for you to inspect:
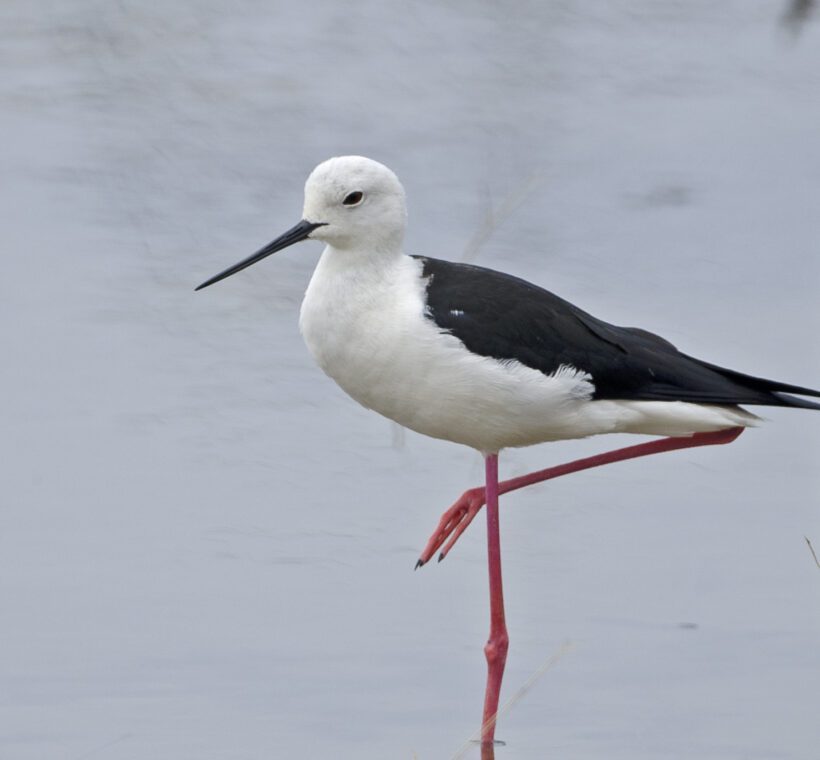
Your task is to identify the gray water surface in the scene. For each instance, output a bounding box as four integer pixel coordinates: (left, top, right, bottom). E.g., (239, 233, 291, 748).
(2, 2, 819, 758)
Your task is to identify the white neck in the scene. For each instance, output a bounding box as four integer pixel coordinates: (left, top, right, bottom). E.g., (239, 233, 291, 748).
(298, 244, 420, 380)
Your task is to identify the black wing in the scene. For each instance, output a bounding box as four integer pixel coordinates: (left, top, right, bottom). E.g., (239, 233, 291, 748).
(414, 256, 820, 410)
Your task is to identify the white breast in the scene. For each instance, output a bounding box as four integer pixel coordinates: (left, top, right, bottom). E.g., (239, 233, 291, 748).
(298, 248, 603, 452)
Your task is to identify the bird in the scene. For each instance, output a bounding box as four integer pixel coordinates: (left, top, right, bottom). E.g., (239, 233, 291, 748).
(196, 155, 820, 748)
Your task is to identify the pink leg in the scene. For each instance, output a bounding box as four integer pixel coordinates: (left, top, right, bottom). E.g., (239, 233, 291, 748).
(417, 427, 744, 566)
(481, 453, 508, 747)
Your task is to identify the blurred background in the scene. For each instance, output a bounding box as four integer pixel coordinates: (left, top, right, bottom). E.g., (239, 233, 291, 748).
(1, 1, 819, 758)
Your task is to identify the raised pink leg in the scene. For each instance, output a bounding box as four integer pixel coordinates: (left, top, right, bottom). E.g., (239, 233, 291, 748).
(417, 427, 744, 566)
(480, 453, 507, 747)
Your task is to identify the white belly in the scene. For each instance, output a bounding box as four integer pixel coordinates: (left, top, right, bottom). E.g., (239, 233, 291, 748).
(298, 249, 757, 452)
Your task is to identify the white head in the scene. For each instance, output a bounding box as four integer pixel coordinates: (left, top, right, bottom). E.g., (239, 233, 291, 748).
(303, 156, 407, 251)
(195, 156, 407, 291)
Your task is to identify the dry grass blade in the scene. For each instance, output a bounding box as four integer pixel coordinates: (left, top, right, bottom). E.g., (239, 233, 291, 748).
(805, 536, 820, 569)
(461, 173, 542, 265)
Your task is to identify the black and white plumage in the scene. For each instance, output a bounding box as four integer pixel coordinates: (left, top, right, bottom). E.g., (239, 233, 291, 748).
(415, 255, 820, 410)
(197, 155, 820, 452)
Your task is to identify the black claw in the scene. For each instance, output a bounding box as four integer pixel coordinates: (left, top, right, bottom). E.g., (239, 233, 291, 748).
(415, 559, 425, 570)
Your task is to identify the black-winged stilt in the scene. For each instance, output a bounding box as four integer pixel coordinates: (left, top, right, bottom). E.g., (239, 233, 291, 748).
(196, 155, 820, 748)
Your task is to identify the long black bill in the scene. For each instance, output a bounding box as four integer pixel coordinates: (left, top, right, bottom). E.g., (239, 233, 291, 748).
(195, 219, 325, 291)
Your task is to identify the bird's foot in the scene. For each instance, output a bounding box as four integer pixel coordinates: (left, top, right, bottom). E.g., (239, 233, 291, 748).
(415, 486, 485, 567)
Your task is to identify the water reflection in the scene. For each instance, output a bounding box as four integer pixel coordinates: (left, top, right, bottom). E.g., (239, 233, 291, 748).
(451, 739, 504, 760)
(480, 741, 498, 760)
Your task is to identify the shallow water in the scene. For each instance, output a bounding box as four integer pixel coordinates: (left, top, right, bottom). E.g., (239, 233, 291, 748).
(2, 2, 819, 758)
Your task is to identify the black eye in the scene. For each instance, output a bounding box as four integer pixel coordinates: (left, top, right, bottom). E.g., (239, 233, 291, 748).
(343, 191, 364, 206)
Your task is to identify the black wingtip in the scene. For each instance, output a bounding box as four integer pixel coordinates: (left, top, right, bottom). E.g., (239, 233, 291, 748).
(437, 552, 444, 563)
(414, 559, 424, 570)
(774, 392, 820, 411)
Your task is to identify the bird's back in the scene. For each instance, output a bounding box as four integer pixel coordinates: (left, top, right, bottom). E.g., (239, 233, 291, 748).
(415, 256, 820, 411)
